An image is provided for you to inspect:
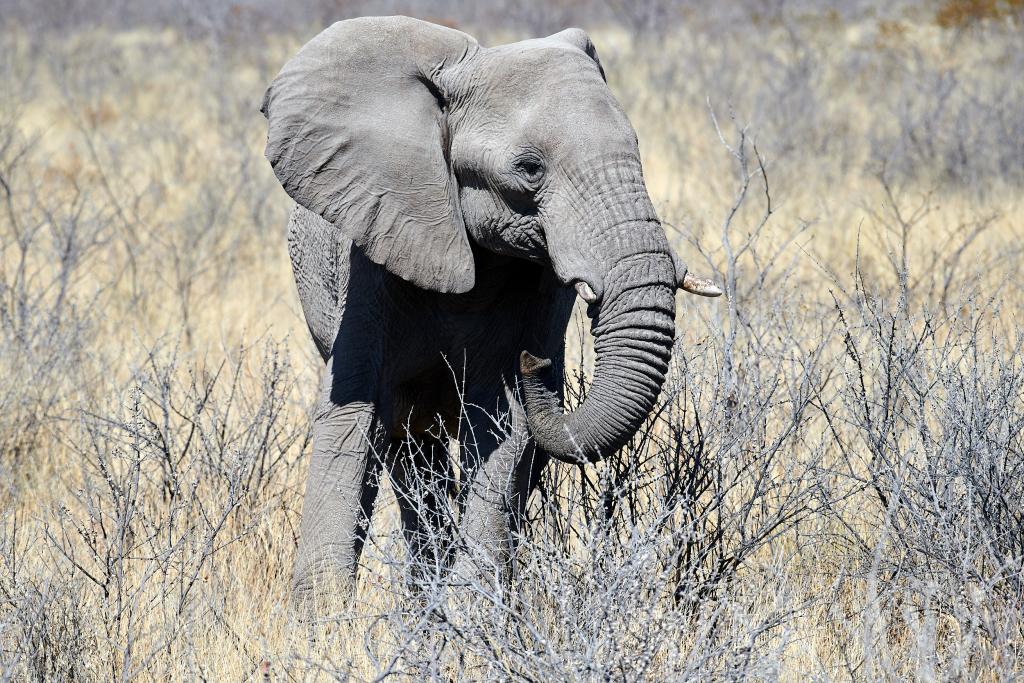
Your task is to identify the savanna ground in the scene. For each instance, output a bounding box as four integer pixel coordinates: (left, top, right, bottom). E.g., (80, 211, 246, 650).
(2, 0, 1023, 680)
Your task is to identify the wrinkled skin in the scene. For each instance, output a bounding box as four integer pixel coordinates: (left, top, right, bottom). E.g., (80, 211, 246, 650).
(261, 16, 718, 602)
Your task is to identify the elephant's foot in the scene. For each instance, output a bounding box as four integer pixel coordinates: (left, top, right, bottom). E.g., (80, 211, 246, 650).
(290, 548, 362, 619)
(454, 493, 516, 587)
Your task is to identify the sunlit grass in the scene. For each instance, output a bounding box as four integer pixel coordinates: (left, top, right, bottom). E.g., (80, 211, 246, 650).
(2, 5, 1022, 680)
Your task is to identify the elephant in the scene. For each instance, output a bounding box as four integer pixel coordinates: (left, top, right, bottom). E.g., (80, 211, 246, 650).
(260, 16, 721, 601)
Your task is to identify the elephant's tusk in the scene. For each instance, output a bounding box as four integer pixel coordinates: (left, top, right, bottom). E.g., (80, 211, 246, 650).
(575, 281, 598, 304)
(681, 273, 723, 297)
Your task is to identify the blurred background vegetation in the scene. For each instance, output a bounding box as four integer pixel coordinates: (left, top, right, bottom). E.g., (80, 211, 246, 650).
(1, 1, 1023, 680)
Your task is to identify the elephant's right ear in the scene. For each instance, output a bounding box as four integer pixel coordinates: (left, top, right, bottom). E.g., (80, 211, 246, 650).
(262, 17, 478, 294)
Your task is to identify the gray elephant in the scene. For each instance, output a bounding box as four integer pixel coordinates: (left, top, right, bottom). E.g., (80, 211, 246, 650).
(260, 16, 720, 599)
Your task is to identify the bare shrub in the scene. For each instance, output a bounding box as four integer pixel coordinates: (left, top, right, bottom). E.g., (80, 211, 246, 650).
(813, 177, 1024, 677)
(2, 2, 1023, 680)
(0, 94, 105, 490)
(1, 341, 306, 680)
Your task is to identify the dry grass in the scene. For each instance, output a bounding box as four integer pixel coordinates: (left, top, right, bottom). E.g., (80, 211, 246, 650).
(2, 2, 1023, 680)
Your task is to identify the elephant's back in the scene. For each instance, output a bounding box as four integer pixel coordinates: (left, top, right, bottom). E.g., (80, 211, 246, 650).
(287, 204, 351, 361)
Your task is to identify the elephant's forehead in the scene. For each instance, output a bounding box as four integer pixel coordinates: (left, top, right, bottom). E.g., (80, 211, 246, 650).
(463, 45, 632, 150)
(471, 44, 605, 101)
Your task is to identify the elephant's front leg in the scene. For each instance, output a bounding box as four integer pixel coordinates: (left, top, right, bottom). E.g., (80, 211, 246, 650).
(293, 356, 385, 605)
(457, 381, 549, 582)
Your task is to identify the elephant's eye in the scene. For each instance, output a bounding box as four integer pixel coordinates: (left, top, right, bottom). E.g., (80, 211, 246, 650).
(513, 156, 545, 184)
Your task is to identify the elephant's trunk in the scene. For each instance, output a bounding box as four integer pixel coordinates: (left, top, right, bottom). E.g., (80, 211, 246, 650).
(521, 245, 676, 464)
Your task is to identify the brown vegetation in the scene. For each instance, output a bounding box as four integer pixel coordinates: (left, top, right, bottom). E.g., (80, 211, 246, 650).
(1, 1, 1023, 679)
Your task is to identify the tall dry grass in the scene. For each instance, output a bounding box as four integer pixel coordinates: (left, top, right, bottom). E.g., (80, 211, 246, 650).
(1, 1, 1022, 680)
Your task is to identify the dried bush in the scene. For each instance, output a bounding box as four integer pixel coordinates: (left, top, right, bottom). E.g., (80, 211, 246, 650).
(2, 2, 1023, 680)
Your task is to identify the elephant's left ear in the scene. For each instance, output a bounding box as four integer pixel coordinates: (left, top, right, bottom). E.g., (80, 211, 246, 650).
(548, 28, 606, 82)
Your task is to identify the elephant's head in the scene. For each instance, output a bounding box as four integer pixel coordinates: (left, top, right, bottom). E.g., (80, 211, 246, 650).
(262, 16, 720, 464)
